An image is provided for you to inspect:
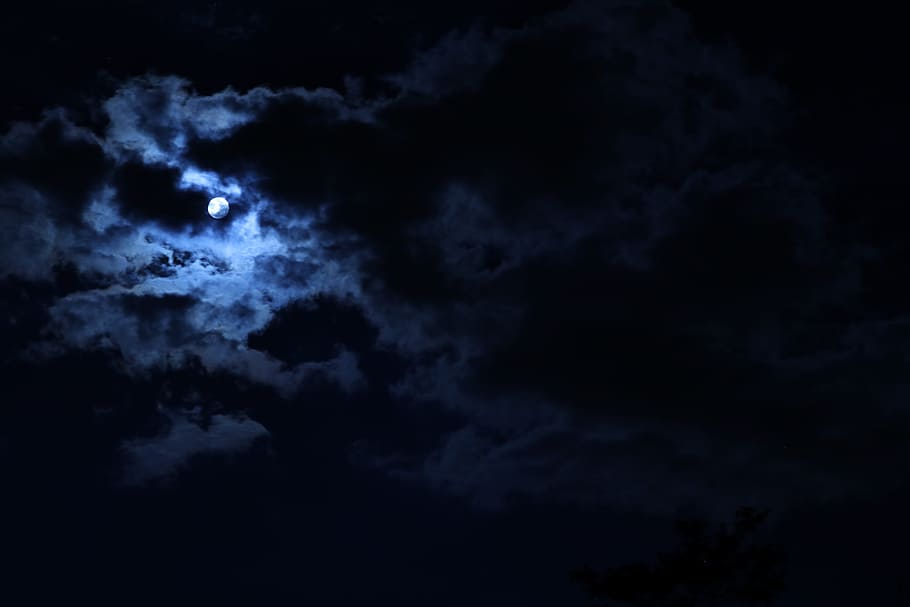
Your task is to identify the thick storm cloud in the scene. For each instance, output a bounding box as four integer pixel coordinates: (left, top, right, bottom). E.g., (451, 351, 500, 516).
(1, 0, 908, 525)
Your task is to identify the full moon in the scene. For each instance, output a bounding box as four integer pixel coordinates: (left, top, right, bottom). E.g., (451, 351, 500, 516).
(208, 197, 230, 219)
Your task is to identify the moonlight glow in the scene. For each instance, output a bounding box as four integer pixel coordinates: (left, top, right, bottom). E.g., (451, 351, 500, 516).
(208, 197, 230, 219)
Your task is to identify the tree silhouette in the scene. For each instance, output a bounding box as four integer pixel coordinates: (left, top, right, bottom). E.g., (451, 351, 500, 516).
(571, 507, 786, 607)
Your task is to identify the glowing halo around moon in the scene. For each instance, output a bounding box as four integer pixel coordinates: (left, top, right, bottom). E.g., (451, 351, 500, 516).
(208, 196, 230, 219)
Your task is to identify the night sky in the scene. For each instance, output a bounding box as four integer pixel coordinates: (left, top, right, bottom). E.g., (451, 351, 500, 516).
(1, 1, 908, 604)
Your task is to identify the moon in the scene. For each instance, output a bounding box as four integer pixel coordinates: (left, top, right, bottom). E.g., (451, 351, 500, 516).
(208, 197, 230, 219)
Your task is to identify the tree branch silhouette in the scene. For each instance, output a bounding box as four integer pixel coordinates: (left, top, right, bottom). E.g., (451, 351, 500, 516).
(571, 507, 786, 607)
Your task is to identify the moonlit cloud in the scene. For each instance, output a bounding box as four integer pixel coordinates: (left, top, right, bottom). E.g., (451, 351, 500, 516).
(179, 167, 243, 198)
(0, 74, 377, 397)
(102, 76, 272, 163)
(39, 196, 361, 390)
(102, 75, 373, 166)
(2, 0, 908, 521)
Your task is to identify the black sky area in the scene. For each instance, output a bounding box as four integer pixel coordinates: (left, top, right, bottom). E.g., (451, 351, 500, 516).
(1, 1, 908, 605)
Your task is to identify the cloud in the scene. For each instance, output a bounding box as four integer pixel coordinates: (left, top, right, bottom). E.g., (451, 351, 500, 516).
(0, 74, 372, 396)
(341, 0, 910, 514)
(102, 74, 370, 166)
(0, 186, 61, 281)
(103, 76, 275, 163)
(120, 407, 270, 485)
(0, 112, 108, 215)
(385, 26, 510, 99)
(2, 0, 908, 519)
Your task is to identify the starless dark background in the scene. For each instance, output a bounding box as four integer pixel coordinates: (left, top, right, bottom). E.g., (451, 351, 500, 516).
(1, 1, 908, 604)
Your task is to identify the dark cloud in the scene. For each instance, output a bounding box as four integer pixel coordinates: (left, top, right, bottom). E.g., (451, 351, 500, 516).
(4, 0, 900, 521)
(111, 161, 210, 227)
(120, 407, 270, 486)
(187, 98, 363, 205)
(0, 115, 108, 212)
(248, 294, 378, 365)
(1, 2, 909, 604)
(1, 0, 572, 127)
(331, 1, 909, 517)
(383, 27, 621, 212)
(471, 167, 826, 420)
(188, 98, 463, 301)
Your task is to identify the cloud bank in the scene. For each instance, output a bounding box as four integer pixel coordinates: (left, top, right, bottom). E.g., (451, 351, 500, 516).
(1, 0, 907, 516)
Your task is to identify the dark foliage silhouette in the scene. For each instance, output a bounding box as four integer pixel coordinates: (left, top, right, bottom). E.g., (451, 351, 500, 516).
(571, 507, 785, 607)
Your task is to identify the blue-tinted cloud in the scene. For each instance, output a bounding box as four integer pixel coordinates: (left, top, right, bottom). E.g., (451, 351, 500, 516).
(120, 407, 270, 485)
(1, 0, 907, 518)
